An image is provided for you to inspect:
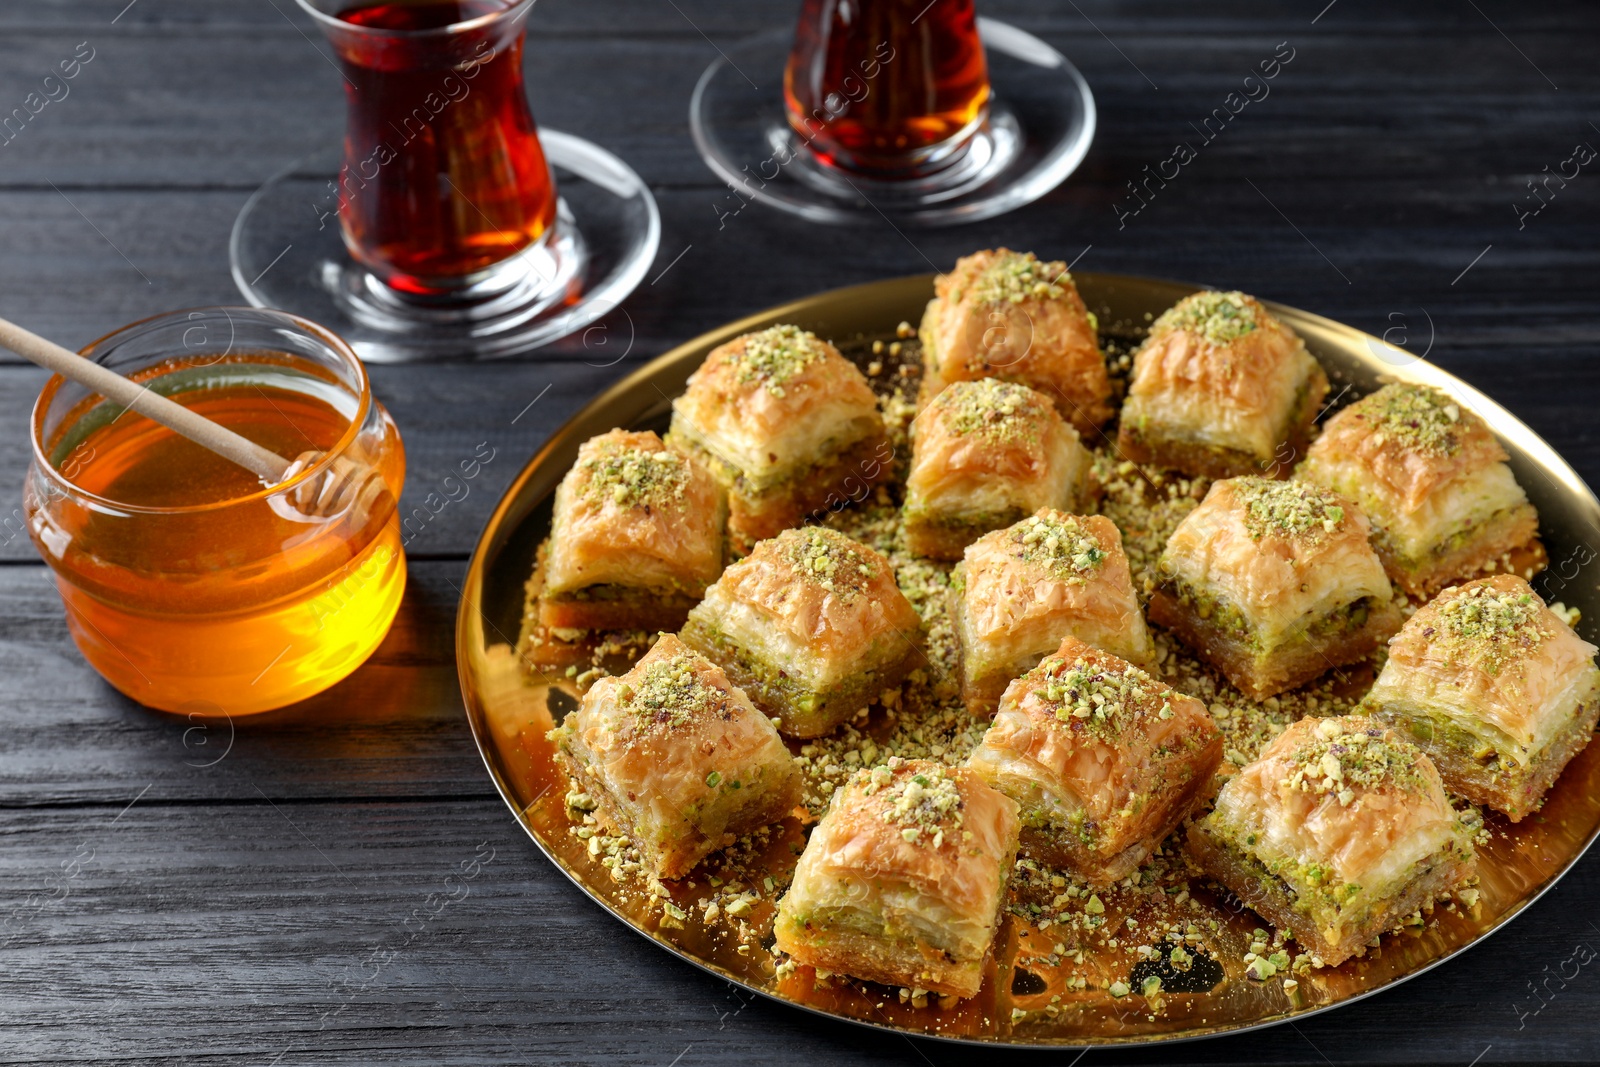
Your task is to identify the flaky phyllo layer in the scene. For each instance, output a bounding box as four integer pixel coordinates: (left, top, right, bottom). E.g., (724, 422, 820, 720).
(1198, 717, 1474, 940)
(1365, 575, 1600, 817)
(967, 637, 1220, 882)
(1158, 477, 1394, 651)
(906, 379, 1088, 526)
(955, 511, 1151, 688)
(668, 324, 883, 491)
(1121, 290, 1324, 462)
(1299, 383, 1535, 574)
(774, 760, 1020, 997)
(551, 635, 801, 879)
(544, 430, 725, 600)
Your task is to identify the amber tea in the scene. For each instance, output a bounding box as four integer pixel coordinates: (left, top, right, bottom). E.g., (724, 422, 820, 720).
(328, 0, 557, 294)
(784, 0, 990, 176)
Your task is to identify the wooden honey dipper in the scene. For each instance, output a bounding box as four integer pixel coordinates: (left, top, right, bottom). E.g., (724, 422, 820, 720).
(0, 314, 380, 518)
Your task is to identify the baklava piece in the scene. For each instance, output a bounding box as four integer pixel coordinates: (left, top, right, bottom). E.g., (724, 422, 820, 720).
(681, 527, 922, 738)
(918, 249, 1112, 438)
(967, 637, 1221, 885)
(1297, 382, 1542, 598)
(1149, 477, 1401, 699)
(773, 759, 1020, 998)
(667, 324, 889, 554)
(1118, 291, 1328, 479)
(953, 510, 1152, 715)
(1365, 575, 1599, 822)
(537, 429, 725, 632)
(549, 634, 802, 880)
(903, 379, 1090, 560)
(1186, 715, 1477, 967)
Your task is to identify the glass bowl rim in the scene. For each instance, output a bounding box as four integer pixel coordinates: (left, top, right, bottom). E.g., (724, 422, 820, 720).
(292, 0, 536, 39)
(29, 305, 376, 518)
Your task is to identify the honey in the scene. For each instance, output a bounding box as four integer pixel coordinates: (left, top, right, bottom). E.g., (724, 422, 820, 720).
(25, 311, 407, 718)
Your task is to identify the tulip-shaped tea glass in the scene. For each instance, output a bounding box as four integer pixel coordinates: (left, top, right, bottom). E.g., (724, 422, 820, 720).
(25, 308, 407, 717)
(689, 0, 1096, 226)
(231, 0, 659, 361)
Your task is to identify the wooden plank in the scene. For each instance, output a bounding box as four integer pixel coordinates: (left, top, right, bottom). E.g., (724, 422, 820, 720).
(0, 359, 642, 562)
(0, 795, 1596, 1064)
(0, 558, 490, 805)
(0, 33, 718, 188)
(0, 336, 1595, 566)
(0, 5, 1593, 190)
(0, 341, 1596, 566)
(0, 183, 1596, 355)
(2, 0, 1593, 36)
(3, 1, 1600, 1061)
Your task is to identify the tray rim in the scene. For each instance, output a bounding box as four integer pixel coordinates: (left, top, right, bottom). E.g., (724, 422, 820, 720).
(456, 270, 1600, 1049)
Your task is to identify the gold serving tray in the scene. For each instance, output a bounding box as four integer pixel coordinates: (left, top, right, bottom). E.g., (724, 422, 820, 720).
(456, 272, 1600, 1047)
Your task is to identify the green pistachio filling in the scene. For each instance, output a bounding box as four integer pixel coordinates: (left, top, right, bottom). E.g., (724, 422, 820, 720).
(580, 443, 689, 511)
(964, 249, 1068, 305)
(861, 761, 965, 847)
(726, 324, 830, 397)
(1152, 290, 1264, 346)
(934, 378, 1049, 444)
(1358, 383, 1468, 456)
(615, 653, 724, 728)
(775, 527, 880, 600)
(1234, 477, 1348, 543)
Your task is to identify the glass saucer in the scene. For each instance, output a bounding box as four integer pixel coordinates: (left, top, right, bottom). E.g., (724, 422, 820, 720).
(688, 18, 1095, 228)
(230, 130, 660, 363)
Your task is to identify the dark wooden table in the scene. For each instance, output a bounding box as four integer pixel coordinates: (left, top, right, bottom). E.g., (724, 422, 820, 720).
(3, 1, 1598, 1063)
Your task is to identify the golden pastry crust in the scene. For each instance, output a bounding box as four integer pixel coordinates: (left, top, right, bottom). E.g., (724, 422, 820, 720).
(1298, 382, 1540, 597)
(918, 249, 1111, 438)
(1366, 575, 1600, 820)
(671, 324, 882, 485)
(668, 325, 888, 552)
(1117, 291, 1328, 478)
(721, 433, 894, 554)
(1150, 477, 1399, 697)
(953, 511, 1152, 714)
(773, 759, 1020, 998)
(539, 429, 726, 631)
(904, 380, 1089, 560)
(681, 527, 922, 737)
(1186, 715, 1475, 967)
(967, 638, 1220, 885)
(550, 634, 803, 880)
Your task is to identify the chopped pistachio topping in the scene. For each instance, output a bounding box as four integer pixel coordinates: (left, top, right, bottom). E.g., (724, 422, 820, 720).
(616, 653, 725, 729)
(1279, 717, 1426, 799)
(934, 378, 1049, 443)
(1358, 383, 1468, 456)
(726, 324, 830, 397)
(580, 442, 688, 511)
(964, 249, 1069, 305)
(1152, 290, 1264, 346)
(1008, 512, 1109, 583)
(1426, 580, 1548, 676)
(775, 526, 880, 600)
(861, 759, 964, 844)
(1027, 652, 1174, 741)
(1233, 477, 1348, 542)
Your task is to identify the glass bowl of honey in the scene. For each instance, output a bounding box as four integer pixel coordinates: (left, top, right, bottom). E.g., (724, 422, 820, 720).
(24, 307, 406, 717)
